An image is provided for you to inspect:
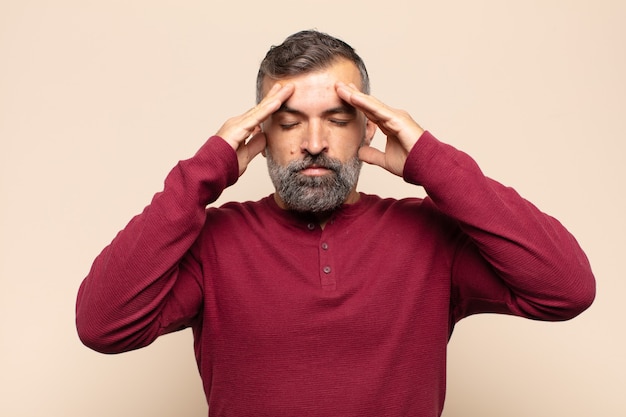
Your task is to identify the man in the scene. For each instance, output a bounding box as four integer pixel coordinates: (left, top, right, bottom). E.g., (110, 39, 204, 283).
(76, 30, 595, 416)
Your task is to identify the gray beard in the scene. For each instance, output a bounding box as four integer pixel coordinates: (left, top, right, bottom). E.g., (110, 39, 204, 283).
(266, 151, 362, 213)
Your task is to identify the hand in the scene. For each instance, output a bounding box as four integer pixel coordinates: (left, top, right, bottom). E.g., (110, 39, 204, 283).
(336, 82, 424, 177)
(216, 83, 295, 176)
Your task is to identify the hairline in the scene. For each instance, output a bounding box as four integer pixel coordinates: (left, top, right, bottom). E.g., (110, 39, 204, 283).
(256, 58, 368, 103)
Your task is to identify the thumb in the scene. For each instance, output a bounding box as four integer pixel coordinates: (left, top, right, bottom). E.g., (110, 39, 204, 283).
(358, 145, 386, 168)
(237, 131, 267, 176)
(246, 130, 267, 160)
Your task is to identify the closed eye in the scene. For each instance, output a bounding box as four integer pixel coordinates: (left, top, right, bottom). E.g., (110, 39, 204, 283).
(279, 122, 301, 130)
(329, 119, 351, 127)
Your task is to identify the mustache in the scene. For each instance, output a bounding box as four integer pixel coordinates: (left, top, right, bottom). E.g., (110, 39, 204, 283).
(287, 154, 343, 173)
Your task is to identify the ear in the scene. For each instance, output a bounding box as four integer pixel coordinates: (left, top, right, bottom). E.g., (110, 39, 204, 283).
(364, 118, 377, 145)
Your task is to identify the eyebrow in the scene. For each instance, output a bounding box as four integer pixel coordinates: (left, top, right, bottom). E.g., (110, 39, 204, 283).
(275, 103, 357, 117)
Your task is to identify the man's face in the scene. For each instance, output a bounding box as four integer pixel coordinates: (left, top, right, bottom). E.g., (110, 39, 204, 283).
(261, 59, 376, 213)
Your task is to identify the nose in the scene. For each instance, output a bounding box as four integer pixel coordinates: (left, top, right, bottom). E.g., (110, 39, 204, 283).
(300, 120, 328, 156)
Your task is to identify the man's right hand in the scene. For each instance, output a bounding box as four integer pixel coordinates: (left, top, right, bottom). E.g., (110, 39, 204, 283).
(216, 82, 294, 176)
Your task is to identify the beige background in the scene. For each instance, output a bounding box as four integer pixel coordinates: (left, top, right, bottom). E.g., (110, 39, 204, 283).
(1, 0, 624, 416)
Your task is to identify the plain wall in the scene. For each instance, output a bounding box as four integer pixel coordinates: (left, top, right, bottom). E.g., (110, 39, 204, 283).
(1, 1, 624, 415)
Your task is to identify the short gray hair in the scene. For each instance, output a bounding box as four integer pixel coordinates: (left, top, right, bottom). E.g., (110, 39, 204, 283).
(256, 30, 370, 103)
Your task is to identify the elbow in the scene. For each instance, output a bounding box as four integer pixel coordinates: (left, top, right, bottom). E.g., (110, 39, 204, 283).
(556, 240, 597, 319)
(75, 298, 139, 355)
(75, 314, 153, 354)
(75, 287, 116, 353)
(562, 274, 596, 320)
(75, 278, 137, 354)
(540, 268, 596, 321)
(75, 308, 126, 354)
(75, 299, 158, 354)
(562, 261, 596, 319)
(76, 323, 117, 354)
(517, 264, 596, 322)
(75, 284, 161, 354)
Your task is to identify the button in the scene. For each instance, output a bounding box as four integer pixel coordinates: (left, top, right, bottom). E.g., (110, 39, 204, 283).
(323, 266, 331, 274)
(321, 242, 329, 250)
(307, 223, 315, 230)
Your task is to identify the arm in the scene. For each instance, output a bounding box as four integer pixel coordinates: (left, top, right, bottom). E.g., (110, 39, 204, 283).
(76, 83, 295, 353)
(76, 137, 237, 353)
(406, 132, 595, 321)
(336, 82, 595, 321)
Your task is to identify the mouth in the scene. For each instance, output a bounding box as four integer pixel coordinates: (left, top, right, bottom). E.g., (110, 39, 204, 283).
(299, 164, 333, 176)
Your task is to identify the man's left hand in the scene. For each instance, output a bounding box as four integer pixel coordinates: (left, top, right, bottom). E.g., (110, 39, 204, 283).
(336, 82, 425, 177)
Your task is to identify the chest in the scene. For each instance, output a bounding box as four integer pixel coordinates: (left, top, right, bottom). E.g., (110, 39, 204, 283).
(198, 213, 455, 352)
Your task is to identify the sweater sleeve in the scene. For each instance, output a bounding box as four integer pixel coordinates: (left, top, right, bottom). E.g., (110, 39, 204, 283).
(403, 131, 596, 322)
(76, 136, 239, 353)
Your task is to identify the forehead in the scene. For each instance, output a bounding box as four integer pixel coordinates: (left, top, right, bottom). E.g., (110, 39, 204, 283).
(261, 59, 362, 101)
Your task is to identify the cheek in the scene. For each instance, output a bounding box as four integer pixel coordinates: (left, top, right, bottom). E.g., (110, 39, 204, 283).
(336, 126, 367, 150)
(265, 134, 300, 162)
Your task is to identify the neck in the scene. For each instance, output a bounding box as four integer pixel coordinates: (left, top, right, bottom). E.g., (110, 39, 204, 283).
(273, 190, 361, 229)
(312, 211, 333, 229)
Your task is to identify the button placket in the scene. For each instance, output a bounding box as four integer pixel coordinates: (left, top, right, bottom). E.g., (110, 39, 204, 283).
(319, 235, 335, 291)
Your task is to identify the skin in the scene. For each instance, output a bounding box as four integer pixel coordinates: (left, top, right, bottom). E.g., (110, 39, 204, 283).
(260, 59, 376, 209)
(215, 58, 426, 222)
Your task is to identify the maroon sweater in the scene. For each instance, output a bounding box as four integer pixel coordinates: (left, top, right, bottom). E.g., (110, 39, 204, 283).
(76, 131, 595, 416)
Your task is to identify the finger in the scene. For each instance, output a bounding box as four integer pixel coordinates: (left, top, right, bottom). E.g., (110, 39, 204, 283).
(217, 83, 294, 149)
(358, 145, 386, 168)
(236, 131, 267, 176)
(336, 82, 398, 127)
(245, 83, 294, 127)
(336, 82, 387, 115)
(245, 131, 267, 160)
(339, 82, 425, 143)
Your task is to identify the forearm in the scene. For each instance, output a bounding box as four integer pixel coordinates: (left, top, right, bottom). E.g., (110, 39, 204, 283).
(404, 131, 595, 320)
(76, 136, 238, 352)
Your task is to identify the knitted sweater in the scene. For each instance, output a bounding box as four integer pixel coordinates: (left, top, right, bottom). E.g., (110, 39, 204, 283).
(76, 131, 595, 416)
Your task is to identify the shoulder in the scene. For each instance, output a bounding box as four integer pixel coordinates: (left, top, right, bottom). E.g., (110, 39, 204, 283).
(359, 193, 439, 217)
(206, 196, 273, 222)
(358, 193, 459, 235)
